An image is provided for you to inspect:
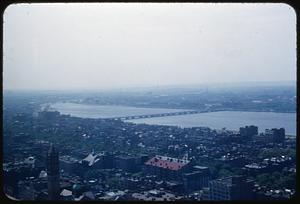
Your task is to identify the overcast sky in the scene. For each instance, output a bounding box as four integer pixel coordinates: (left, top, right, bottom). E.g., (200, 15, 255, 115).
(3, 3, 296, 90)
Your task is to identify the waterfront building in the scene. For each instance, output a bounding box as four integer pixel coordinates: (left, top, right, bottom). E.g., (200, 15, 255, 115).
(239, 125, 258, 139)
(265, 128, 285, 143)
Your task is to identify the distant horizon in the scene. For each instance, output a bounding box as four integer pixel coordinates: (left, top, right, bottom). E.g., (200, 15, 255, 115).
(3, 3, 296, 90)
(3, 80, 297, 92)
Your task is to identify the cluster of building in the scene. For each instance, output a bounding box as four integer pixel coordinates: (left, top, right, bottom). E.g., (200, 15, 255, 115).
(4, 141, 295, 201)
(3, 110, 296, 201)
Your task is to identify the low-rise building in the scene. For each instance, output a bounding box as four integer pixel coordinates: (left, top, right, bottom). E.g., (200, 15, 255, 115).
(131, 189, 182, 201)
(144, 155, 192, 180)
(59, 155, 80, 175)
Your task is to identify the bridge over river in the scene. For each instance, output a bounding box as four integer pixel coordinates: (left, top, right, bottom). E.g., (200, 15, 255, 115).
(108, 110, 207, 120)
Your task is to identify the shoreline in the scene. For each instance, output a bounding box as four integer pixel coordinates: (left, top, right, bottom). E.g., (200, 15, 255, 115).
(46, 102, 296, 136)
(51, 101, 296, 114)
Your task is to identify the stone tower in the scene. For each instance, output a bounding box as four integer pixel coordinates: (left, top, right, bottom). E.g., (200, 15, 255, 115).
(47, 144, 60, 200)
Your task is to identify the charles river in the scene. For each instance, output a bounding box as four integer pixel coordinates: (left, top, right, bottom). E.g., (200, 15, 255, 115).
(51, 102, 296, 136)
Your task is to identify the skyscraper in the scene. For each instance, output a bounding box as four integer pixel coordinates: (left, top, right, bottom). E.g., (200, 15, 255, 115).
(47, 144, 60, 200)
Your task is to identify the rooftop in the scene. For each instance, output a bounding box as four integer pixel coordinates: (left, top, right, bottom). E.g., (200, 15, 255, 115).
(60, 155, 79, 163)
(80, 152, 104, 166)
(145, 155, 190, 171)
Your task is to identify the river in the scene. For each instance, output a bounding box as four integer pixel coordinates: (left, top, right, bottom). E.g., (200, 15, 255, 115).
(50, 102, 296, 136)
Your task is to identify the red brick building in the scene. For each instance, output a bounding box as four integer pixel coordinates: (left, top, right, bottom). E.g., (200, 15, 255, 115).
(144, 155, 192, 180)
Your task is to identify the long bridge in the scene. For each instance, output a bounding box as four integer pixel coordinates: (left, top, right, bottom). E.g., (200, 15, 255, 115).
(108, 110, 206, 121)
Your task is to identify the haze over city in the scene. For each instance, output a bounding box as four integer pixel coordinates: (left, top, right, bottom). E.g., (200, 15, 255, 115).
(3, 3, 296, 90)
(3, 3, 297, 201)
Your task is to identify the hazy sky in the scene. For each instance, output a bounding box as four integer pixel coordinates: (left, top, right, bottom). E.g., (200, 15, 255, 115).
(3, 3, 296, 90)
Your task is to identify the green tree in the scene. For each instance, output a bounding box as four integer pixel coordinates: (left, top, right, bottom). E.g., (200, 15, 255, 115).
(84, 169, 102, 180)
(256, 173, 271, 186)
(218, 169, 234, 178)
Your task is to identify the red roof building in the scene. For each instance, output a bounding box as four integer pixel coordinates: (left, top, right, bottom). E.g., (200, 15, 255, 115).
(144, 155, 192, 180)
(145, 155, 190, 171)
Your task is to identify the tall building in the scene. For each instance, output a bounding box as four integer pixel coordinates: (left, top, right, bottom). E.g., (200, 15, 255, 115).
(265, 128, 285, 143)
(47, 144, 60, 200)
(183, 166, 210, 193)
(208, 175, 254, 200)
(239, 125, 258, 139)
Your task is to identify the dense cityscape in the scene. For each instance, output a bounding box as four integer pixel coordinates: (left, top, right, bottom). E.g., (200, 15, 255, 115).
(3, 2, 297, 202)
(3, 85, 296, 201)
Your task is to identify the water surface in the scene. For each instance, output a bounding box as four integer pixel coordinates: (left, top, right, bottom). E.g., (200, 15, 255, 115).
(129, 111, 296, 135)
(51, 103, 296, 135)
(51, 102, 190, 118)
